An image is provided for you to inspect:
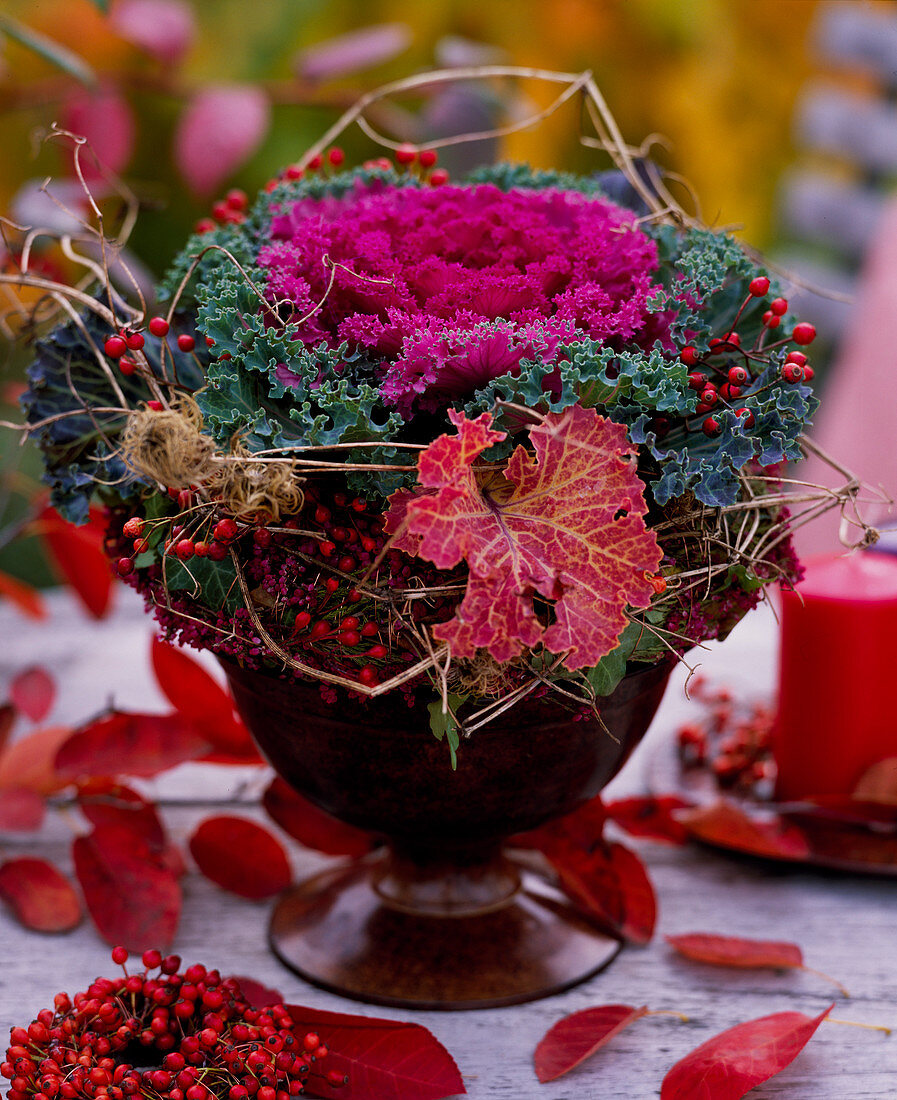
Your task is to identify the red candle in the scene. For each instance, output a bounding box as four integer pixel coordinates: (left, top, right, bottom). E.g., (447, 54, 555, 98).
(774, 552, 897, 800)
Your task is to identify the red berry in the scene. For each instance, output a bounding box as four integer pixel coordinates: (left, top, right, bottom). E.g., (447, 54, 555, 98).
(193, 541, 209, 558)
(213, 518, 239, 542)
(319, 540, 336, 557)
(116, 557, 134, 577)
(358, 666, 378, 687)
(147, 400, 163, 411)
(225, 189, 248, 211)
(325, 576, 340, 593)
(700, 387, 718, 408)
(418, 149, 438, 168)
(719, 383, 741, 401)
(175, 539, 195, 561)
(148, 316, 170, 337)
(284, 164, 304, 180)
(428, 168, 449, 186)
(310, 621, 331, 640)
(253, 528, 272, 548)
(111, 947, 128, 965)
(687, 371, 705, 390)
(104, 336, 127, 359)
(680, 345, 698, 366)
(395, 143, 417, 165)
(803, 365, 815, 381)
(727, 366, 749, 386)
(338, 555, 356, 573)
(123, 517, 145, 539)
(207, 540, 229, 561)
(785, 350, 807, 366)
(177, 335, 196, 353)
(338, 631, 360, 647)
(749, 275, 770, 296)
(781, 364, 804, 384)
(126, 332, 145, 350)
(702, 417, 720, 436)
(366, 644, 388, 659)
(205, 336, 215, 347)
(734, 407, 755, 428)
(293, 611, 312, 631)
(770, 297, 788, 316)
(194, 218, 216, 234)
(792, 322, 816, 345)
(762, 311, 780, 328)
(142, 949, 162, 969)
(307, 153, 324, 171)
(360, 621, 378, 636)
(327, 147, 344, 167)
(326, 1071, 348, 1087)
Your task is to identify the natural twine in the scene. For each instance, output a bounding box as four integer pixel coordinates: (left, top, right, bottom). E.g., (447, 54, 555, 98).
(121, 397, 304, 520)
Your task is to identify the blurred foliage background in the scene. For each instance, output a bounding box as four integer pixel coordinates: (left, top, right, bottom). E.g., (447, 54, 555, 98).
(1, 0, 894, 587)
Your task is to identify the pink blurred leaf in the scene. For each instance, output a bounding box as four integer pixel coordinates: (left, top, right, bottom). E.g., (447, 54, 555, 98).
(10, 666, 56, 723)
(0, 787, 46, 832)
(174, 86, 270, 197)
(110, 0, 196, 64)
(294, 24, 412, 82)
(63, 83, 136, 178)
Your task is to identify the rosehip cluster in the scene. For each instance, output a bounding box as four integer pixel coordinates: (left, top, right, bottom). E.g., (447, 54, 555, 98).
(1, 950, 346, 1100)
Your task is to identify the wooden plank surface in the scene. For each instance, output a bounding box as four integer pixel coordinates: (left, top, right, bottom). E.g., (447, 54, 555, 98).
(1, 591, 895, 1098)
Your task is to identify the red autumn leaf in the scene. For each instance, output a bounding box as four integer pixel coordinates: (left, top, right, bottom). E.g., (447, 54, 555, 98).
(56, 710, 211, 780)
(262, 777, 376, 858)
(0, 725, 74, 794)
(534, 1003, 649, 1082)
(677, 801, 811, 861)
(63, 83, 136, 178)
(189, 816, 291, 900)
(660, 1005, 833, 1100)
(666, 932, 804, 971)
(76, 779, 166, 848)
(10, 666, 56, 723)
(285, 1006, 465, 1100)
(852, 758, 897, 805)
(110, 0, 196, 64)
(606, 842, 656, 944)
(0, 787, 46, 831)
(174, 86, 270, 196)
(228, 976, 284, 1009)
(0, 704, 15, 755)
(0, 858, 82, 932)
(73, 823, 181, 949)
(512, 794, 608, 851)
(35, 505, 113, 619)
(293, 24, 412, 81)
(605, 795, 693, 844)
(0, 569, 46, 619)
(151, 637, 260, 761)
(386, 407, 661, 668)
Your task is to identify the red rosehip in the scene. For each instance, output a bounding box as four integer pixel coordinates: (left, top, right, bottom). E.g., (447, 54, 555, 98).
(762, 311, 780, 328)
(148, 316, 170, 337)
(749, 275, 770, 296)
(116, 557, 134, 577)
(122, 517, 144, 539)
(213, 518, 239, 542)
(126, 332, 145, 350)
(734, 407, 755, 428)
(207, 540, 228, 561)
(770, 297, 788, 316)
(687, 371, 705, 390)
(175, 539, 194, 561)
(727, 365, 749, 386)
(177, 334, 196, 353)
(784, 350, 807, 365)
(702, 417, 720, 436)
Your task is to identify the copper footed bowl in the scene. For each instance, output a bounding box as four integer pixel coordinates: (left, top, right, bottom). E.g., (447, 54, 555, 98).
(223, 659, 671, 1010)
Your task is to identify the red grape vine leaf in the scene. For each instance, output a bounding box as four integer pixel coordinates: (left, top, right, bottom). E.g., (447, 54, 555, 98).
(73, 823, 181, 950)
(9, 666, 56, 723)
(0, 857, 82, 932)
(262, 776, 376, 858)
(660, 1005, 833, 1100)
(605, 795, 693, 844)
(285, 1005, 465, 1100)
(665, 932, 803, 970)
(189, 815, 291, 899)
(533, 1004, 650, 1082)
(385, 406, 661, 669)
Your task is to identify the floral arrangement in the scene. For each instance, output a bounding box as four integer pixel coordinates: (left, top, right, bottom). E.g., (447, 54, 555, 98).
(17, 71, 827, 743)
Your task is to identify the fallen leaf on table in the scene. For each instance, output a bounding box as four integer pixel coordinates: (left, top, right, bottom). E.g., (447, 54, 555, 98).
(0, 857, 82, 932)
(665, 932, 849, 995)
(151, 637, 261, 762)
(677, 800, 810, 861)
(189, 815, 291, 900)
(852, 758, 897, 805)
(10, 666, 56, 722)
(605, 795, 692, 844)
(56, 710, 211, 779)
(286, 1005, 465, 1100)
(77, 779, 167, 847)
(0, 787, 46, 831)
(73, 822, 181, 949)
(228, 976, 284, 1009)
(660, 1005, 832, 1099)
(0, 704, 17, 756)
(262, 776, 377, 858)
(534, 1004, 649, 1082)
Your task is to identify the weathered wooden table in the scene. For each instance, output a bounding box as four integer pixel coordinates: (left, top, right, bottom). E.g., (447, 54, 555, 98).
(1, 591, 894, 1098)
